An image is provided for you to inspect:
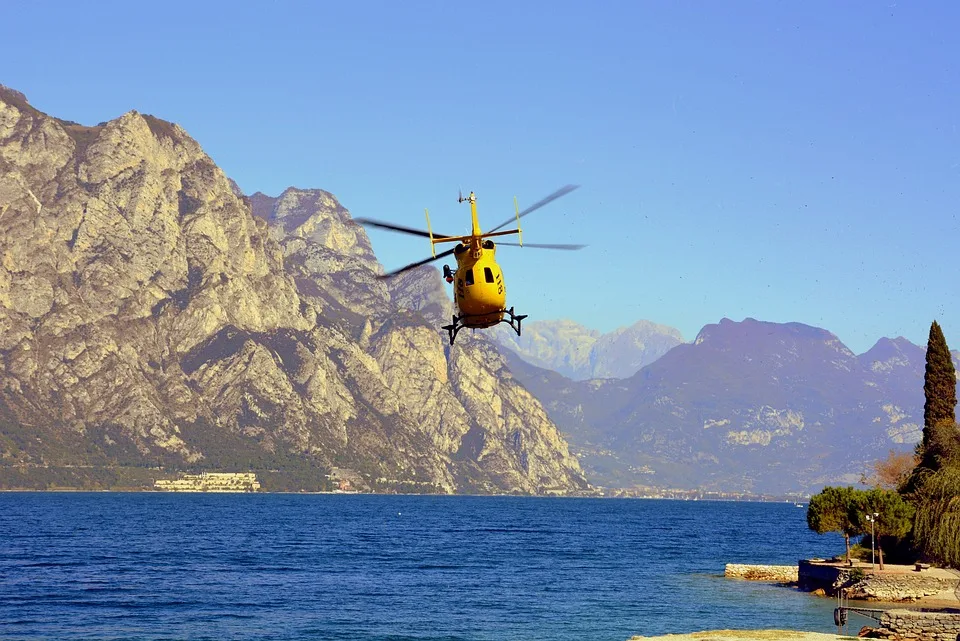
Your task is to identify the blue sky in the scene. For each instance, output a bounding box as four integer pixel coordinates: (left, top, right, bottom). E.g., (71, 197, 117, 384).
(4, 1, 958, 353)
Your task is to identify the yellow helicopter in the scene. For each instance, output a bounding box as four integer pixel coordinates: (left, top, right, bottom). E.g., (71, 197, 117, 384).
(356, 186, 583, 344)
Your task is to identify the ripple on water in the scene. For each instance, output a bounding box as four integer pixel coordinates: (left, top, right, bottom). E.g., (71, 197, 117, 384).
(0, 494, 843, 641)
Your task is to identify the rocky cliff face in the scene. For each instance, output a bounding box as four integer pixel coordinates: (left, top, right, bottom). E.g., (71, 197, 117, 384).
(491, 318, 683, 380)
(0, 86, 585, 494)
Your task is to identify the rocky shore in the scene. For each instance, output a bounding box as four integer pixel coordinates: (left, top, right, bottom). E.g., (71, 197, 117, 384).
(629, 631, 853, 640)
(713, 561, 960, 640)
(799, 560, 960, 604)
(728, 560, 960, 606)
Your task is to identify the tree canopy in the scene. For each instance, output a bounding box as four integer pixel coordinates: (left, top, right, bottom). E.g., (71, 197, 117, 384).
(807, 485, 861, 561)
(863, 449, 918, 491)
(921, 321, 957, 471)
(850, 488, 914, 569)
(912, 463, 960, 567)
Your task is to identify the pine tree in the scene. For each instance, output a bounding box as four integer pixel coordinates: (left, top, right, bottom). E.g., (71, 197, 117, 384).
(807, 486, 861, 562)
(920, 321, 958, 472)
(850, 488, 914, 569)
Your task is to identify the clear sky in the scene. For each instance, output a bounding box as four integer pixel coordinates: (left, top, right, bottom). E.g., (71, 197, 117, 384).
(4, 1, 958, 354)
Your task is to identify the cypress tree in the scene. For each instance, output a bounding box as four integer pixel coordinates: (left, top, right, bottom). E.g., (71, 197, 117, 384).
(920, 321, 958, 471)
(924, 321, 956, 436)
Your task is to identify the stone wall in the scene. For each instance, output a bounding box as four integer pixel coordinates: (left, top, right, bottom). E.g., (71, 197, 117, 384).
(850, 573, 960, 602)
(878, 609, 960, 640)
(724, 564, 798, 582)
(798, 560, 844, 591)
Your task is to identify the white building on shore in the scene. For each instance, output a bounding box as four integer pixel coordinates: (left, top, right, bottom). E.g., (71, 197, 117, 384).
(154, 472, 261, 493)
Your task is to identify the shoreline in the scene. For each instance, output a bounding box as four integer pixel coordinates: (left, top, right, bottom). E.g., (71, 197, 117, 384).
(729, 561, 960, 608)
(629, 632, 855, 641)
(629, 632, 854, 640)
(0, 487, 809, 501)
(721, 562, 960, 640)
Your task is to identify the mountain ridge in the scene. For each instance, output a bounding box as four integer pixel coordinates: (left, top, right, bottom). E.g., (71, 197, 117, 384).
(0, 87, 586, 494)
(490, 318, 683, 380)
(504, 316, 955, 493)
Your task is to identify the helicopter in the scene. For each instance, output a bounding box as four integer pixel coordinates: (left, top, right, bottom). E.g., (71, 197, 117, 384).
(355, 186, 583, 345)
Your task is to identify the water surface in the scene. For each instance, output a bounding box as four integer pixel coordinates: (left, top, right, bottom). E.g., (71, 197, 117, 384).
(0, 494, 843, 641)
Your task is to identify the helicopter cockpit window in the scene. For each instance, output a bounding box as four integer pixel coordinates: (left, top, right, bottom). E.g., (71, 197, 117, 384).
(465, 269, 474, 286)
(484, 267, 494, 283)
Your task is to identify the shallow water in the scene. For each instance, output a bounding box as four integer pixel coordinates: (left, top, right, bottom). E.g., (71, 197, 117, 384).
(0, 494, 843, 641)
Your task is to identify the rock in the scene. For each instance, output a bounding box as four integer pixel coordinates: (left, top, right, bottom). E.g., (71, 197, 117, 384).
(629, 631, 850, 640)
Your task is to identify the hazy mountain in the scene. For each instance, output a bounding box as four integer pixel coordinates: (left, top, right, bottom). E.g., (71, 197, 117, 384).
(0, 86, 586, 494)
(491, 319, 683, 380)
(507, 317, 950, 494)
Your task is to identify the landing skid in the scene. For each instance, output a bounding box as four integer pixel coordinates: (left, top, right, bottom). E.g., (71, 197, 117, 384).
(442, 307, 528, 345)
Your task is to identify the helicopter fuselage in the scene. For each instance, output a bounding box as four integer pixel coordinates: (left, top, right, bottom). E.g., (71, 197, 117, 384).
(451, 239, 506, 328)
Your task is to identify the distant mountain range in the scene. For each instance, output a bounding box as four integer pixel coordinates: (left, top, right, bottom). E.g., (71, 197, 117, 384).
(489, 319, 683, 380)
(504, 317, 960, 494)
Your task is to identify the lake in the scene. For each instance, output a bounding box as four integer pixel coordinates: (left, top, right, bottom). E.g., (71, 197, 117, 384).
(0, 494, 844, 641)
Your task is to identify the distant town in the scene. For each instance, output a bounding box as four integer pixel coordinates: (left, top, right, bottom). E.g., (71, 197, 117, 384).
(154, 472, 261, 493)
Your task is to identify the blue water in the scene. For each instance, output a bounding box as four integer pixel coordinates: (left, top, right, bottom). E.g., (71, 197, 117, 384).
(0, 494, 843, 641)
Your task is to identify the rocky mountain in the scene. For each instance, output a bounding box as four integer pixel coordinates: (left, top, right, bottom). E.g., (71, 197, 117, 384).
(490, 319, 684, 380)
(506, 317, 952, 494)
(0, 86, 586, 494)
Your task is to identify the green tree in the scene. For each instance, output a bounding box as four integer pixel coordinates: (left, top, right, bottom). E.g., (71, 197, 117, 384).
(807, 486, 861, 562)
(912, 463, 960, 567)
(850, 488, 914, 570)
(920, 321, 958, 472)
(925, 420, 960, 470)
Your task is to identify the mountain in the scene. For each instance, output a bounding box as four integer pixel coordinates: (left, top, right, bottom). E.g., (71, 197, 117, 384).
(490, 319, 683, 380)
(0, 86, 586, 494)
(507, 317, 947, 494)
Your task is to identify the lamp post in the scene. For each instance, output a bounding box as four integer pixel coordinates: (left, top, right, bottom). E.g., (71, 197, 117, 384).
(866, 512, 879, 568)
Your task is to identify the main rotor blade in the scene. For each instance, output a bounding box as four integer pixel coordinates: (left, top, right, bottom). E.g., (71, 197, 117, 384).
(485, 184, 580, 234)
(354, 218, 453, 239)
(378, 247, 457, 279)
(496, 242, 586, 250)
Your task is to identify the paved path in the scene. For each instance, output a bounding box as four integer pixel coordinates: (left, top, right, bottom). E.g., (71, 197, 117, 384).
(844, 561, 958, 581)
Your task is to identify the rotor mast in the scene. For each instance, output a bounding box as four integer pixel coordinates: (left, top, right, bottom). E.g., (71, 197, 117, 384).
(464, 191, 483, 257)
(465, 191, 481, 238)
(426, 189, 529, 256)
